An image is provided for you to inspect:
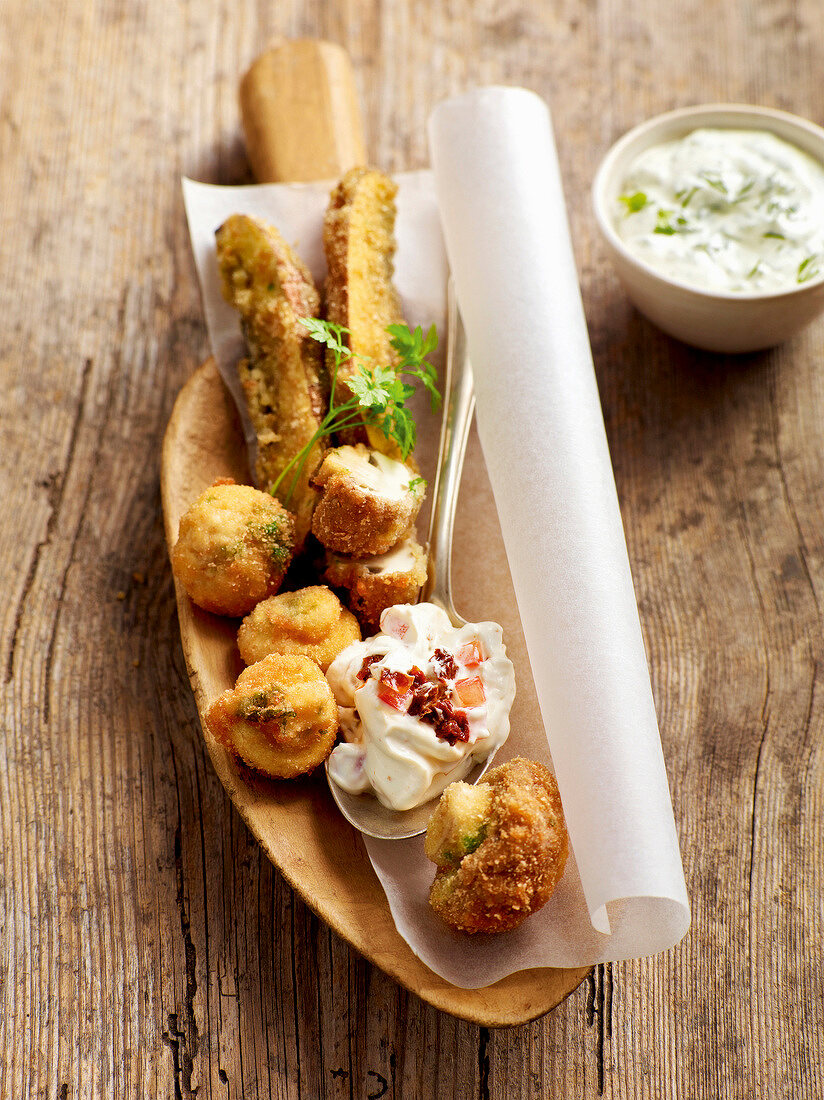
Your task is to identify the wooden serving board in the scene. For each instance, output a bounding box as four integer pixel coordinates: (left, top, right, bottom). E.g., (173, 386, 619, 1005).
(160, 38, 590, 1025)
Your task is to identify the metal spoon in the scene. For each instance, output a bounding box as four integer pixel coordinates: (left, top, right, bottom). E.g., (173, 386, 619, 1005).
(325, 280, 499, 840)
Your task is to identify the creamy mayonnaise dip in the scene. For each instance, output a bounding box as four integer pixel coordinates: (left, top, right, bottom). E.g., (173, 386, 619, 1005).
(325, 603, 516, 811)
(614, 128, 824, 293)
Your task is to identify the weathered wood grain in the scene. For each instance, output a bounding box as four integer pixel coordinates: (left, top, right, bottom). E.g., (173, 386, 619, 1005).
(1, 0, 823, 1096)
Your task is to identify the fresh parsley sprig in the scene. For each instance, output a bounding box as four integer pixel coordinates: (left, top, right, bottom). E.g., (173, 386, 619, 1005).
(270, 318, 440, 505)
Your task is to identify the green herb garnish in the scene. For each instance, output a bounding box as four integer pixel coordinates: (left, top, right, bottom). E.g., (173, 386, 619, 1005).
(653, 208, 693, 236)
(763, 231, 785, 240)
(406, 476, 426, 493)
(700, 173, 728, 195)
(797, 256, 821, 284)
(653, 209, 677, 235)
(729, 177, 756, 204)
(238, 691, 296, 725)
(618, 191, 649, 214)
(270, 319, 441, 504)
(260, 518, 285, 539)
(676, 186, 698, 208)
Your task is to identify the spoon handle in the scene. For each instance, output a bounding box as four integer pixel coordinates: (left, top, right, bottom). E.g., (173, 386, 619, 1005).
(422, 279, 476, 624)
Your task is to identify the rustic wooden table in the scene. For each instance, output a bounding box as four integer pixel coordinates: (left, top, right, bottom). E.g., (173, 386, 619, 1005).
(3, 1, 823, 1096)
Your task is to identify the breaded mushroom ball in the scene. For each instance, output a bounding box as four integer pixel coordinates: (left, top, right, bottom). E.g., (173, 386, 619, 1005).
(205, 653, 339, 778)
(311, 444, 424, 557)
(171, 478, 295, 617)
(323, 534, 428, 631)
(237, 585, 361, 672)
(425, 758, 569, 934)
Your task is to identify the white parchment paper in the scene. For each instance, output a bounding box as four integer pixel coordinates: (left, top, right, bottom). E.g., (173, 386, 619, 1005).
(182, 89, 689, 986)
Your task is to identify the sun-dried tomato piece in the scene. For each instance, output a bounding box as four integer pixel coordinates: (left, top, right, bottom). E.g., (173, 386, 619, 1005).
(432, 706, 470, 744)
(356, 654, 383, 682)
(431, 648, 457, 680)
(376, 668, 414, 710)
(408, 681, 441, 717)
(381, 669, 414, 693)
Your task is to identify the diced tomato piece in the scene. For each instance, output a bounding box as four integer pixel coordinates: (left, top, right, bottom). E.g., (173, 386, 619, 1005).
(376, 682, 411, 710)
(454, 676, 486, 707)
(456, 640, 483, 668)
(381, 611, 408, 639)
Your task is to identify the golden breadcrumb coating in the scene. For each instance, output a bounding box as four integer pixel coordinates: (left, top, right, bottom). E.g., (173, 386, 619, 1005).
(323, 167, 406, 458)
(216, 213, 326, 546)
(171, 478, 294, 617)
(206, 653, 339, 778)
(310, 444, 423, 557)
(237, 585, 361, 672)
(426, 758, 569, 935)
(323, 534, 428, 631)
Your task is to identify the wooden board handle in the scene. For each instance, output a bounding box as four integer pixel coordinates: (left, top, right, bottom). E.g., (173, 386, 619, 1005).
(240, 38, 366, 183)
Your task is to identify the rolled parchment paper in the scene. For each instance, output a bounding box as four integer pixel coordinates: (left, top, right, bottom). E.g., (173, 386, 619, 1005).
(182, 93, 689, 985)
(427, 88, 690, 942)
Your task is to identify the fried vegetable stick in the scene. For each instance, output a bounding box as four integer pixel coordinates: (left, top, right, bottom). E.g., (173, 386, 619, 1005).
(323, 166, 406, 457)
(216, 213, 326, 547)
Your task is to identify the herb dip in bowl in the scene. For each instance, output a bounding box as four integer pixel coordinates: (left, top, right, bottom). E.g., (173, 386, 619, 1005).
(593, 105, 824, 352)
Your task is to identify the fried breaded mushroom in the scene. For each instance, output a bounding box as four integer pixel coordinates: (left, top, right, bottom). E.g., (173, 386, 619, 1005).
(171, 479, 295, 617)
(206, 653, 339, 778)
(323, 534, 428, 631)
(237, 585, 361, 672)
(216, 213, 326, 547)
(311, 444, 424, 557)
(323, 167, 405, 457)
(425, 758, 569, 935)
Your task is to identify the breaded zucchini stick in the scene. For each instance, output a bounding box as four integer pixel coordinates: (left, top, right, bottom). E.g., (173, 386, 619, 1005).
(216, 213, 326, 547)
(323, 167, 405, 457)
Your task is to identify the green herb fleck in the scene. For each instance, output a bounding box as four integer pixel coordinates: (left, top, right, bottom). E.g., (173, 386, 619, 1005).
(676, 186, 698, 208)
(238, 690, 296, 725)
(700, 173, 728, 195)
(797, 256, 821, 284)
(406, 476, 426, 493)
(261, 518, 285, 539)
(618, 191, 649, 214)
(653, 209, 677, 236)
(731, 177, 756, 203)
(763, 231, 785, 240)
(653, 207, 693, 236)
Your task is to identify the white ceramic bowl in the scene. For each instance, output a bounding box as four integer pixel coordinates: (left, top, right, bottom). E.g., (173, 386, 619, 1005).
(592, 104, 824, 353)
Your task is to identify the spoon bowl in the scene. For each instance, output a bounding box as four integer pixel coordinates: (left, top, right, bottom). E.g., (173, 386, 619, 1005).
(324, 280, 503, 839)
